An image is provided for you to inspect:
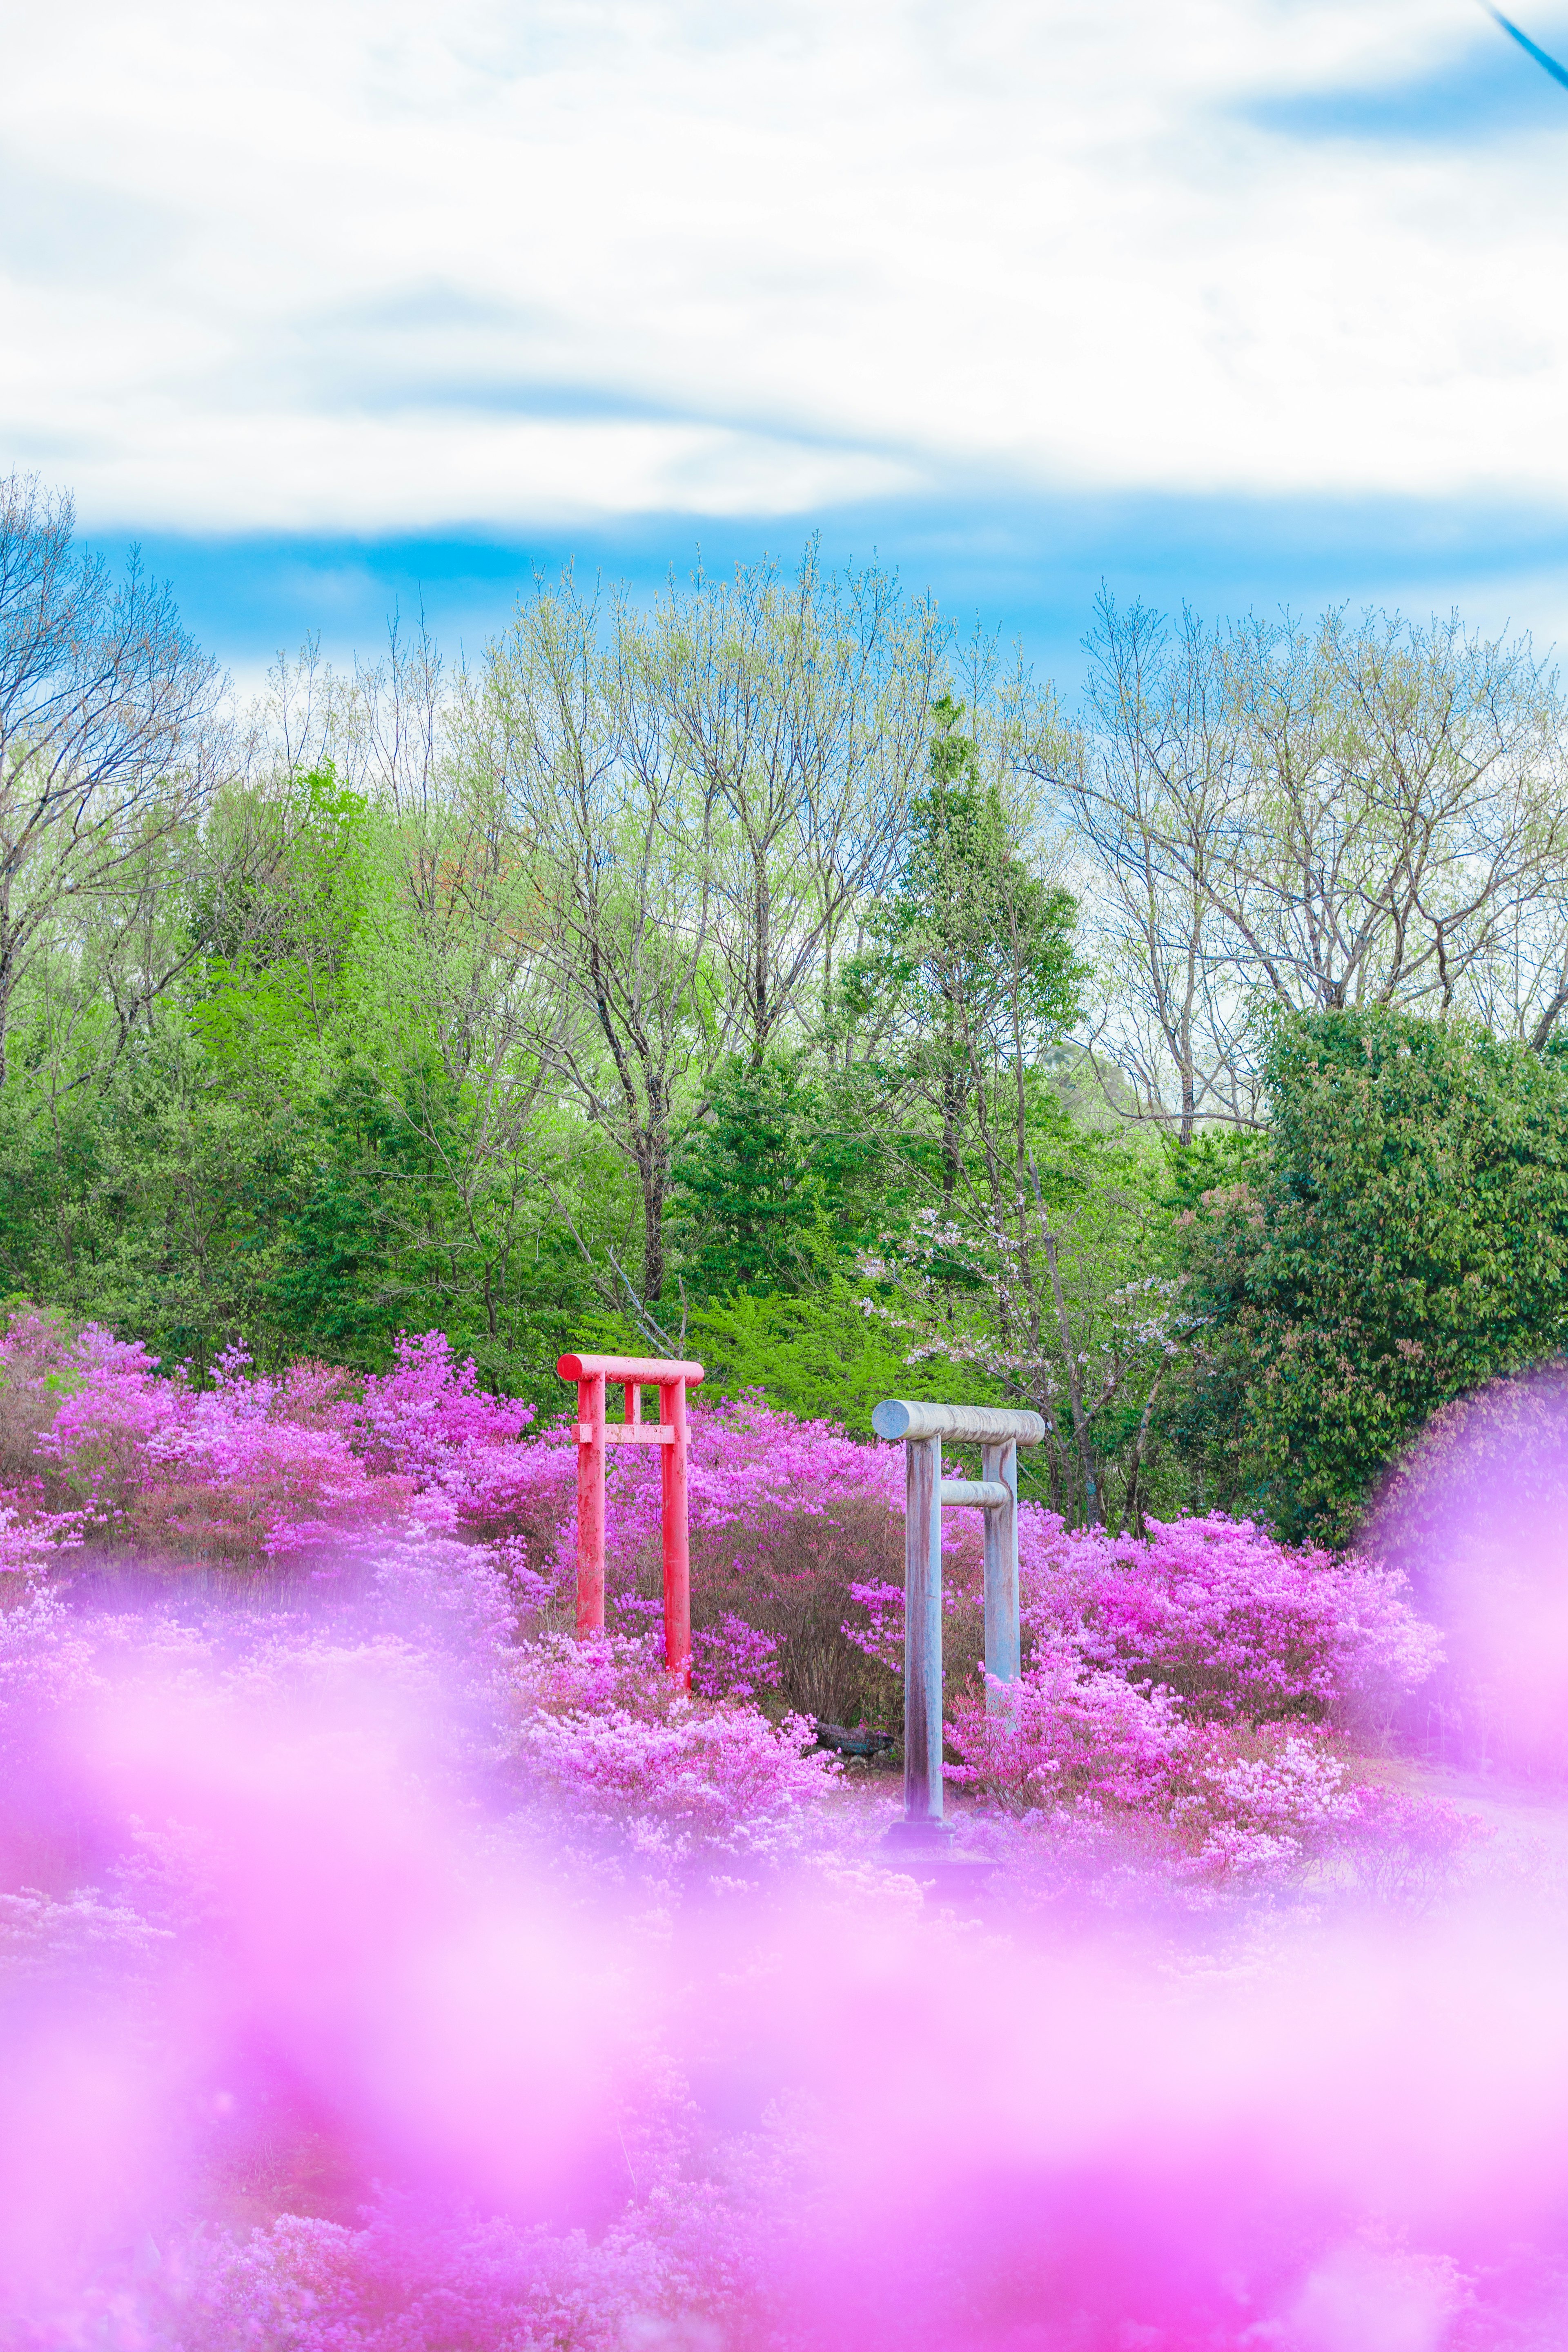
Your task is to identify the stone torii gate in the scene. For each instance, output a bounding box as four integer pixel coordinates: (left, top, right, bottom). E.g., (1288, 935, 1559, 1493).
(871, 1397, 1046, 1849)
(558, 1350, 705, 1688)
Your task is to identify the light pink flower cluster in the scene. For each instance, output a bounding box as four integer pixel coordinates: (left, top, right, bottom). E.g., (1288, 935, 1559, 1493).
(0, 1499, 80, 1574)
(948, 1684, 1480, 1898)
(500, 1628, 837, 1867)
(944, 1650, 1186, 1816)
(942, 1513, 1443, 1891)
(520, 1698, 837, 1865)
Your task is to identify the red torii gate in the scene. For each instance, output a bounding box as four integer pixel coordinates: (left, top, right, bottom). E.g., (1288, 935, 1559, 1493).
(557, 1351, 705, 1688)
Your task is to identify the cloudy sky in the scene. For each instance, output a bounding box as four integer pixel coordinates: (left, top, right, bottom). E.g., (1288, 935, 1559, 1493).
(5, 0, 1568, 690)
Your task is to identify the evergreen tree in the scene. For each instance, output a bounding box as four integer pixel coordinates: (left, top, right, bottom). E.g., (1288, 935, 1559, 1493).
(670, 1055, 891, 1299)
(845, 695, 1088, 1200)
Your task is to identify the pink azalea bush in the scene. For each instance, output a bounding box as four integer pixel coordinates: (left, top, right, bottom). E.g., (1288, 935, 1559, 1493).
(944, 1648, 1185, 1817)
(1017, 1508, 1441, 1732)
(1167, 1719, 1365, 1880)
(942, 1512, 1445, 1894)
(943, 1666, 1467, 1895)
(690, 1610, 782, 1701)
(0, 1315, 557, 1572)
(518, 1694, 838, 1868)
(0, 1577, 1537, 2352)
(352, 1329, 539, 1480)
(854, 1503, 1437, 1723)
(0, 1499, 81, 1573)
(0, 1315, 409, 1563)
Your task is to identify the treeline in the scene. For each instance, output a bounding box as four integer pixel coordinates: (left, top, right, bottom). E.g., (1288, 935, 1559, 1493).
(5, 468, 1568, 1540)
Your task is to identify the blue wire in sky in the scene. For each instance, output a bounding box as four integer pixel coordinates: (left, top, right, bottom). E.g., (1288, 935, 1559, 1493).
(1487, 5, 1568, 90)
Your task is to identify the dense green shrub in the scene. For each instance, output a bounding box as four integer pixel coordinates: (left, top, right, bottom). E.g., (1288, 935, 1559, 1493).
(1180, 1009, 1568, 1542)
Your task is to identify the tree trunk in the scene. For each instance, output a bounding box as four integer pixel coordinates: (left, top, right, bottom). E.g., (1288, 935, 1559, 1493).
(1531, 987, 1568, 1054)
(0, 946, 14, 1091)
(1122, 1374, 1162, 1537)
(1029, 1156, 1101, 1525)
(1178, 1025, 1196, 1146)
(640, 1144, 667, 1303)
(751, 849, 769, 1067)
(940, 1025, 962, 1209)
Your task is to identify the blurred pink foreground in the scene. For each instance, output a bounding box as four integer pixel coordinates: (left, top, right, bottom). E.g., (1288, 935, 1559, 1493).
(0, 1314, 1562, 2347)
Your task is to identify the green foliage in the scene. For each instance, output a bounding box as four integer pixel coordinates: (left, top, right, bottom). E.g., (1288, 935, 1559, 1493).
(823, 699, 1180, 1524)
(684, 1279, 1007, 1439)
(669, 1054, 893, 1300)
(1158, 1123, 1267, 1216)
(1181, 1008, 1568, 1543)
(0, 569, 1145, 1488)
(0, 1029, 301, 1379)
(11, 535, 1568, 1555)
(0, 1004, 627, 1405)
(191, 765, 368, 994)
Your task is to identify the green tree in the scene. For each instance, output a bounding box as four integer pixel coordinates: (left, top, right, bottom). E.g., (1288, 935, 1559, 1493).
(1180, 1007, 1568, 1542)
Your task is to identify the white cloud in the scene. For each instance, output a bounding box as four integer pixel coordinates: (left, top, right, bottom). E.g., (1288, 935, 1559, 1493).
(3, 0, 1566, 531)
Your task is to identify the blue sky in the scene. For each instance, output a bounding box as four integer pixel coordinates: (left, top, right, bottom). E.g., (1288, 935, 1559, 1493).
(109, 483, 1568, 710)
(9, 0, 1568, 701)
